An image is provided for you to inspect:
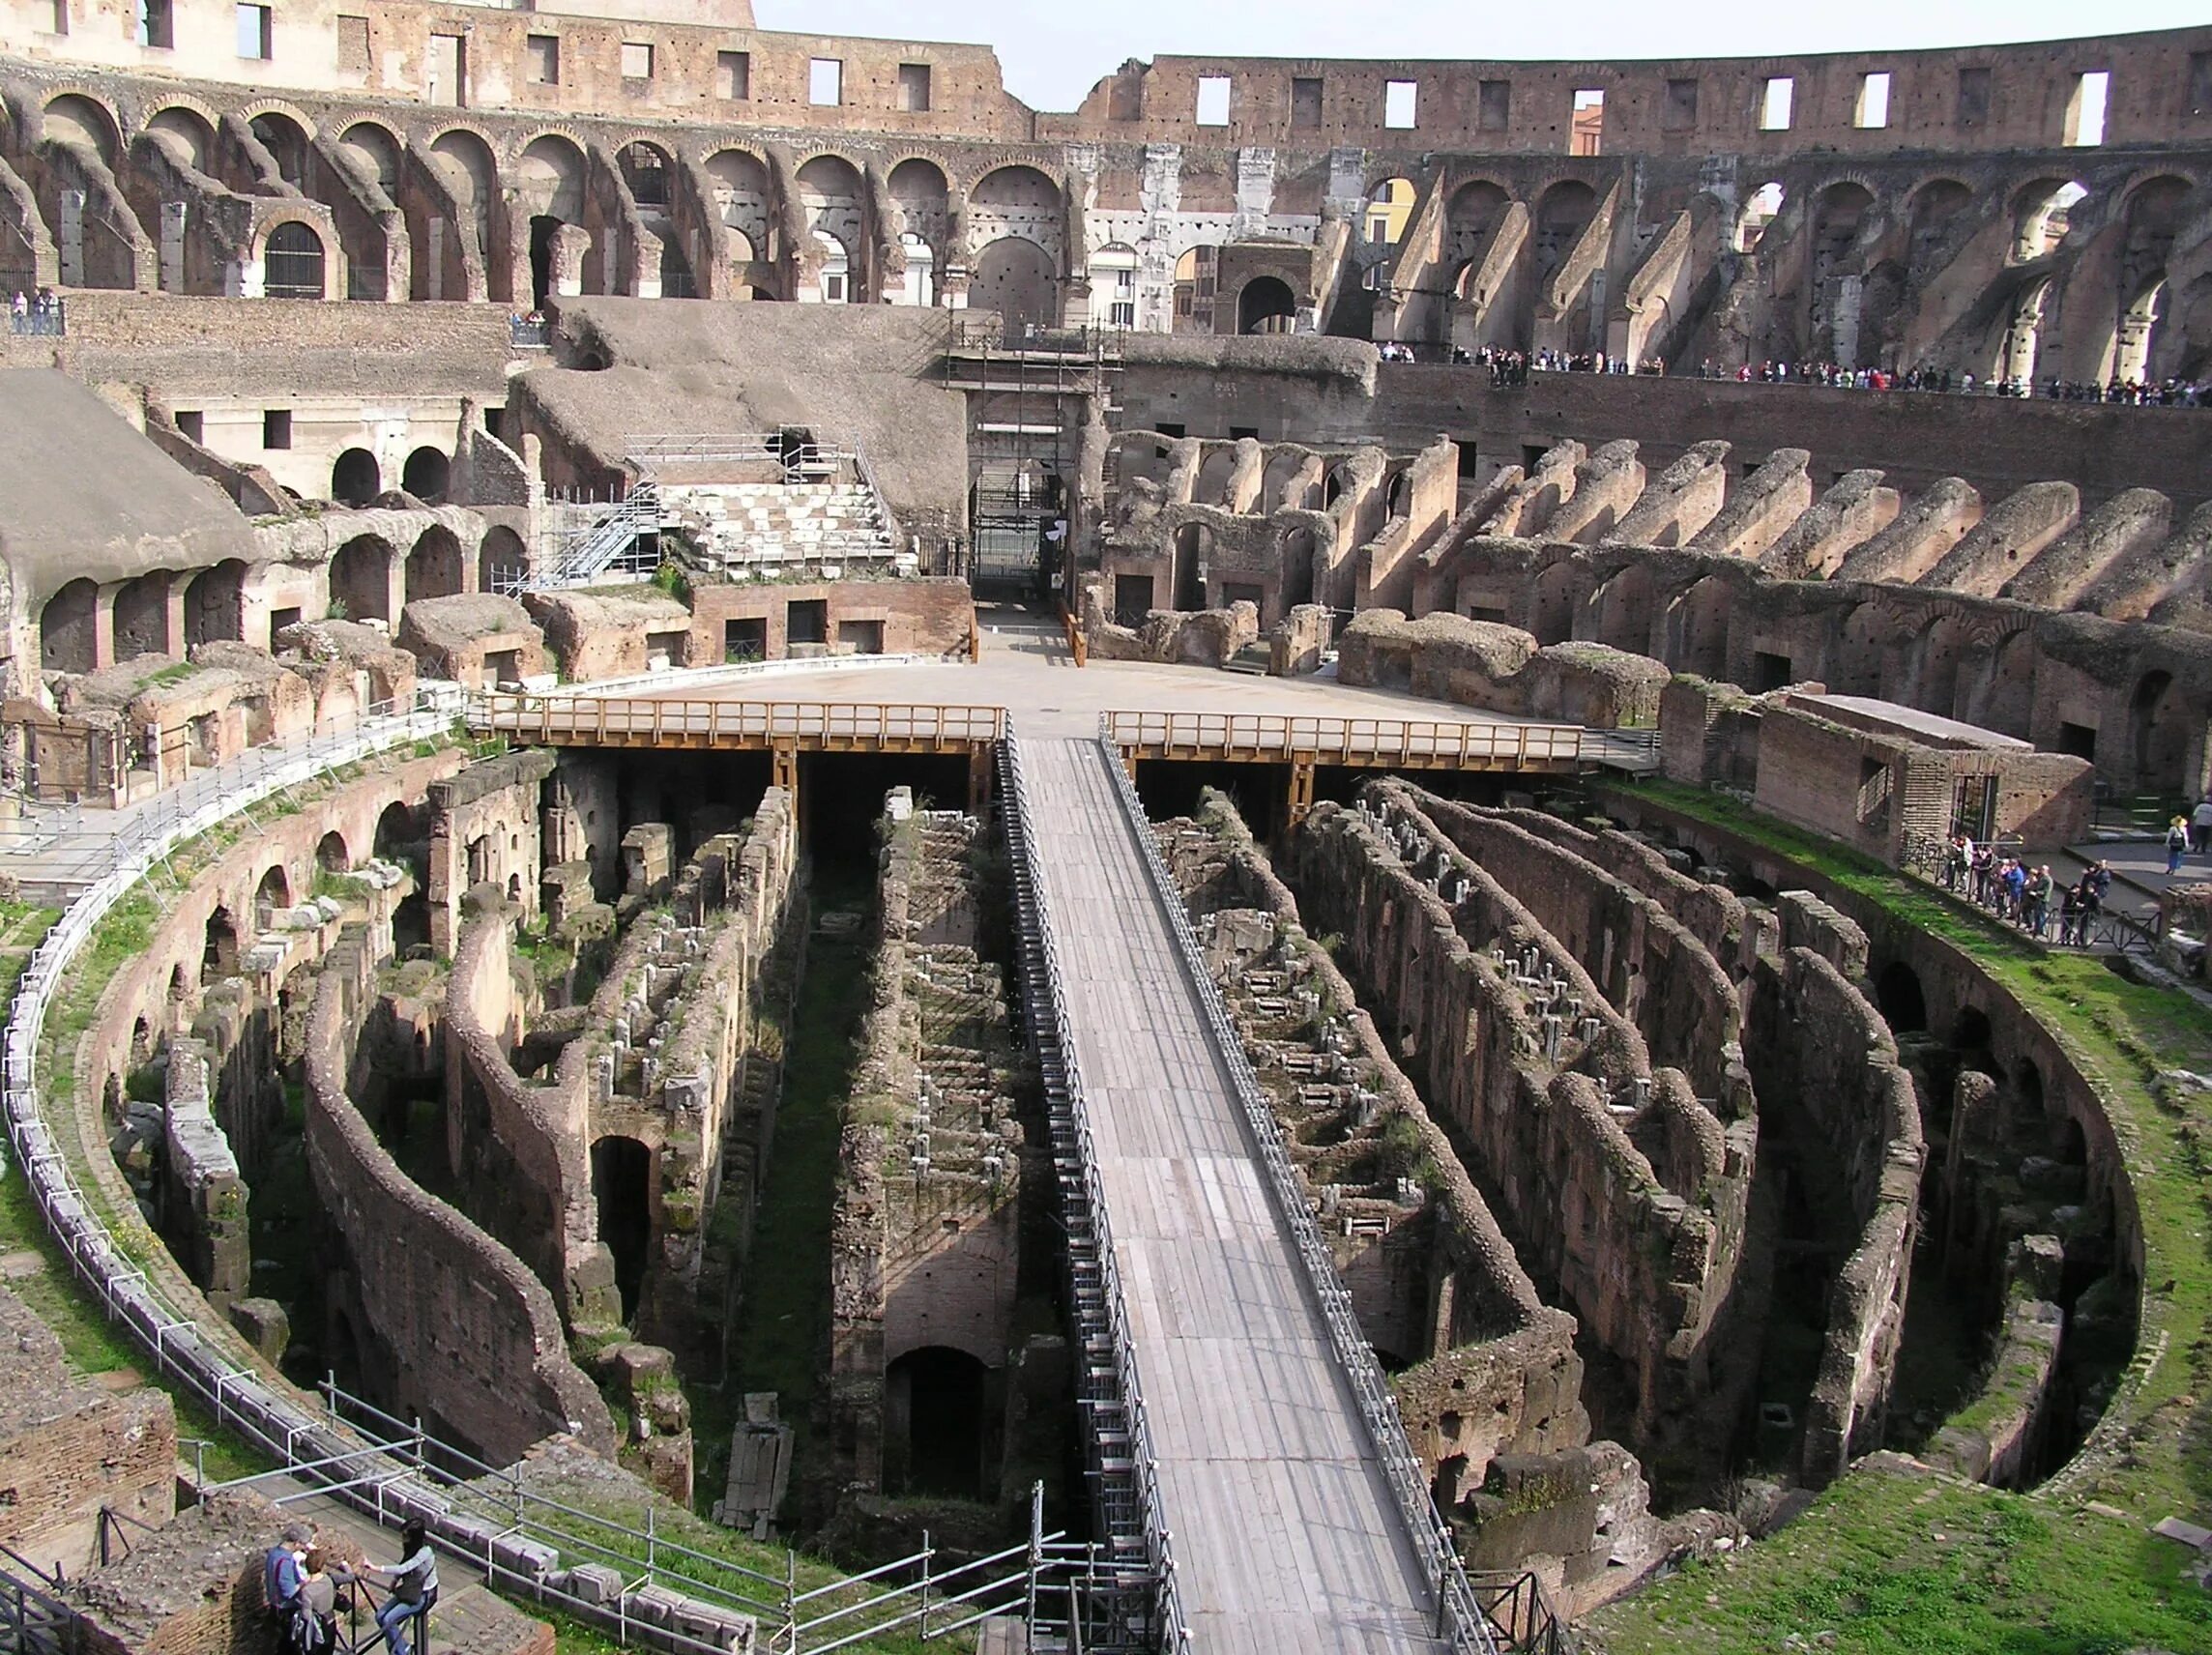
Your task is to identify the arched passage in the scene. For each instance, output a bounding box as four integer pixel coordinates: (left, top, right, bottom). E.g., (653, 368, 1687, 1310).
(185, 560, 247, 647)
(256, 864, 292, 927)
(591, 1136, 654, 1324)
(111, 569, 174, 661)
(1875, 961, 1927, 1033)
(401, 448, 450, 505)
(1173, 523, 1208, 611)
(1363, 177, 1416, 247)
(480, 526, 528, 595)
(405, 525, 465, 602)
(262, 221, 328, 300)
(332, 449, 380, 507)
(972, 236, 1056, 334)
(1237, 276, 1298, 334)
(147, 106, 217, 174)
(41, 579, 98, 673)
(2128, 669, 2194, 794)
(203, 906, 240, 976)
(884, 1347, 989, 1498)
(43, 94, 120, 169)
(248, 112, 310, 189)
(317, 830, 351, 872)
(330, 535, 394, 623)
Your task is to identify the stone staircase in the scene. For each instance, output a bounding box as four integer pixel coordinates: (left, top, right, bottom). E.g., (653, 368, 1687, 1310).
(679, 481, 908, 578)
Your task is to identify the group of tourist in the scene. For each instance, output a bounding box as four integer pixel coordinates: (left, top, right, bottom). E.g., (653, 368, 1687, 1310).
(8, 288, 65, 336)
(1941, 836, 2114, 946)
(1690, 357, 2206, 405)
(265, 1520, 440, 1655)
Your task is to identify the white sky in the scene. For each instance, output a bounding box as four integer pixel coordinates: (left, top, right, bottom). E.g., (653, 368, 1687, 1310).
(750, 0, 2206, 114)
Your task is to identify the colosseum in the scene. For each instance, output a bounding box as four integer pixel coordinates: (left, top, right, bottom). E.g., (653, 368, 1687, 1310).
(0, 3, 2204, 1652)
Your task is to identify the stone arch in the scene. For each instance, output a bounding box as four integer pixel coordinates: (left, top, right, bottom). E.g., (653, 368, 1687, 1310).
(1906, 178, 1973, 264)
(2128, 668, 2196, 794)
(1961, 626, 2036, 737)
(145, 104, 217, 173)
(426, 127, 499, 285)
(1667, 574, 1732, 680)
(336, 121, 402, 195)
(1237, 276, 1298, 334)
(331, 448, 380, 507)
(330, 535, 394, 623)
(401, 447, 451, 504)
(1263, 448, 1313, 510)
(405, 524, 465, 602)
(515, 133, 588, 222)
(40, 578, 98, 673)
(1591, 562, 1655, 653)
(973, 236, 1057, 334)
(703, 148, 772, 290)
(2010, 178, 2086, 262)
(1363, 176, 1417, 247)
(1833, 599, 1908, 699)
(255, 863, 293, 927)
(1734, 181, 1784, 253)
(317, 830, 351, 872)
(1530, 559, 1580, 646)
(233, 97, 317, 142)
(1195, 448, 1238, 506)
(1279, 525, 1320, 603)
(260, 218, 330, 300)
(888, 156, 950, 264)
(185, 560, 247, 647)
(480, 526, 528, 595)
(42, 92, 121, 169)
(1906, 611, 1975, 719)
(1445, 180, 1512, 272)
(112, 568, 174, 661)
(968, 165, 1062, 264)
(248, 110, 311, 189)
(203, 906, 240, 977)
(883, 1346, 990, 1499)
(616, 139, 674, 209)
(1875, 961, 1927, 1033)
(1532, 180, 1598, 290)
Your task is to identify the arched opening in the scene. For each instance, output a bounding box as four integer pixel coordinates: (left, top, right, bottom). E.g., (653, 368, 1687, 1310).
(1431, 1452, 1470, 1511)
(330, 535, 393, 624)
(1533, 181, 1598, 287)
(147, 106, 217, 174)
(425, 128, 499, 298)
(317, 831, 351, 873)
(617, 140, 670, 209)
(591, 1135, 654, 1324)
(1530, 561, 1580, 646)
(480, 526, 528, 595)
(1669, 575, 1732, 679)
(1280, 527, 1319, 603)
(263, 221, 327, 300)
(1172, 245, 1218, 331)
(337, 122, 401, 196)
(1363, 177, 1416, 247)
(400, 448, 450, 505)
(704, 150, 772, 293)
(111, 569, 174, 661)
(392, 892, 430, 956)
(528, 215, 563, 308)
(1592, 564, 1655, 654)
(1237, 276, 1298, 334)
(884, 1347, 989, 1498)
(404, 525, 465, 602)
(331, 448, 379, 507)
(248, 112, 309, 189)
(1952, 1005, 1995, 1071)
(1445, 181, 1511, 272)
(972, 236, 1056, 334)
(519, 134, 588, 301)
(1732, 180, 1785, 256)
(2011, 179, 2086, 263)
(810, 229, 851, 304)
(1173, 523, 1208, 611)
(374, 799, 421, 861)
(42, 93, 120, 169)
(1195, 447, 1239, 507)
(185, 560, 247, 647)
(1085, 242, 1136, 328)
(2128, 669, 2192, 794)
(40, 579, 98, 674)
(256, 864, 292, 928)
(203, 907, 240, 976)
(1906, 179, 1972, 268)
(1875, 961, 1927, 1033)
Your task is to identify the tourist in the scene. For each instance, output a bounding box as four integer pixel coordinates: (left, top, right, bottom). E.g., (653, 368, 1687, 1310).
(2001, 857, 2027, 921)
(2192, 796, 2212, 855)
(2024, 865, 2052, 938)
(1943, 833, 1972, 892)
(2168, 815, 2191, 875)
(2057, 880, 2082, 946)
(293, 1548, 343, 1655)
(264, 1524, 310, 1623)
(366, 1520, 439, 1655)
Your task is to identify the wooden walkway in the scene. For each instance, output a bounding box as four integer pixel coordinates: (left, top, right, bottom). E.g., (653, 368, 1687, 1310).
(1019, 737, 1446, 1655)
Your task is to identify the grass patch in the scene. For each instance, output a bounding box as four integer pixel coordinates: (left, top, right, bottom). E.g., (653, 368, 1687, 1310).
(1586, 778, 2212, 1654)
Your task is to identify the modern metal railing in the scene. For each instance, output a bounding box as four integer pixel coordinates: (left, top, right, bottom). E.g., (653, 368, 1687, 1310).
(1091, 737, 1502, 1655)
(467, 694, 1004, 748)
(999, 726, 1186, 1652)
(1099, 710, 1586, 769)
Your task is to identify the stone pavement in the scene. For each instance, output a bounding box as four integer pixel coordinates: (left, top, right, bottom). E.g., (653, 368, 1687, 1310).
(2060, 836, 2212, 917)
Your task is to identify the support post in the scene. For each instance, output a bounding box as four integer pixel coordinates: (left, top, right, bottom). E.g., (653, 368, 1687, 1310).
(1287, 753, 1317, 828)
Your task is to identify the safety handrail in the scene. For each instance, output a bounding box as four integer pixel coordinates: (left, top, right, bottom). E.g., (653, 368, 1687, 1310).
(465, 694, 1005, 747)
(1098, 710, 1586, 768)
(1091, 736, 1501, 1655)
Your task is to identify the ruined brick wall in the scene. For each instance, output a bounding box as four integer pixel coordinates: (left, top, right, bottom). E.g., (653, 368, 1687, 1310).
(0, 1285, 174, 1582)
(427, 747, 556, 953)
(1749, 929, 1925, 1487)
(685, 578, 971, 662)
(1412, 796, 1747, 1099)
(1290, 786, 1754, 1461)
(1152, 795, 1588, 1490)
(306, 928, 614, 1462)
